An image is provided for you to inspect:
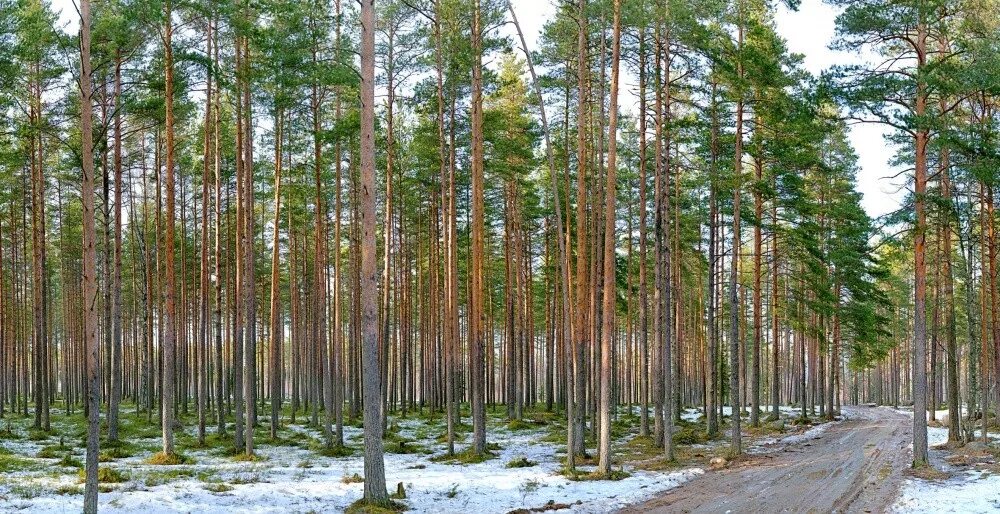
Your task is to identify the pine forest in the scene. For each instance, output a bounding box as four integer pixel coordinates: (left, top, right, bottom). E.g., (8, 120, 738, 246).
(1, 0, 999, 511)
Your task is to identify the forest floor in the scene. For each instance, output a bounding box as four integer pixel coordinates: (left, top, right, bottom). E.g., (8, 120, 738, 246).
(0, 401, 838, 513)
(891, 407, 1000, 513)
(15, 403, 996, 512)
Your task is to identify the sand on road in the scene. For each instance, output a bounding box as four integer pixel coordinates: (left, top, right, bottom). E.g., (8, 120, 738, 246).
(620, 406, 913, 514)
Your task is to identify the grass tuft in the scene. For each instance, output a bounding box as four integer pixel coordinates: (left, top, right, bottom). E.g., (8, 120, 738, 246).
(37, 443, 71, 459)
(27, 428, 51, 441)
(78, 466, 128, 483)
(232, 452, 266, 462)
(344, 498, 408, 513)
(59, 454, 84, 468)
(505, 456, 537, 468)
(506, 419, 537, 431)
(55, 484, 82, 495)
(145, 451, 191, 465)
(341, 473, 365, 484)
(570, 469, 631, 481)
(431, 447, 497, 465)
(204, 482, 234, 493)
(0, 454, 42, 472)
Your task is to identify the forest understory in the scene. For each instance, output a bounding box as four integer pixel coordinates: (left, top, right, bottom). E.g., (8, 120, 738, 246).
(0, 401, 838, 512)
(2, 401, 999, 512)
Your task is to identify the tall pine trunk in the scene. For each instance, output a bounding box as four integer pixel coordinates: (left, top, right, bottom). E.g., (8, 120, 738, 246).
(80, 1, 100, 510)
(359, 0, 388, 504)
(597, 0, 622, 475)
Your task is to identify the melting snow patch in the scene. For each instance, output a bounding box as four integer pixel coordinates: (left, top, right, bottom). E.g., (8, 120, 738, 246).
(892, 470, 1000, 513)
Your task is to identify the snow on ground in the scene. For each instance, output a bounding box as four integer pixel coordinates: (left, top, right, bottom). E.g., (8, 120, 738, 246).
(889, 406, 1000, 513)
(0, 411, 704, 514)
(0, 404, 839, 513)
(680, 404, 810, 423)
(891, 407, 988, 447)
(893, 469, 1000, 513)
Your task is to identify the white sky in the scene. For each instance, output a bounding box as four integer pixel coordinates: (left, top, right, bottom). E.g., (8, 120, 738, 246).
(50, 0, 903, 219)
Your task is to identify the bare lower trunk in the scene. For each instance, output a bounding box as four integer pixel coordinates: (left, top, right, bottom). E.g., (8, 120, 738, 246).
(911, 22, 929, 467)
(269, 108, 283, 439)
(162, 0, 177, 456)
(597, 0, 622, 475)
(80, 2, 100, 510)
(469, 0, 487, 456)
(109, 51, 124, 443)
(360, 0, 388, 504)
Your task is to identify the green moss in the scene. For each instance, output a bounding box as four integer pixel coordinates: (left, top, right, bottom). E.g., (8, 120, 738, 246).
(506, 419, 538, 431)
(321, 444, 355, 457)
(434, 431, 468, 444)
(672, 426, 709, 445)
(570, 469, 632, 481)
(344, 498, 408, 513)
(431, 448, 497, 465)
(99, 445, 134, 461)
(141, 467, 211, 487)
(505, 456, 537, 468)
(78, 466, 128, 483)
(27, 428, 51, 441)
(37, 443, 71, 459)
(526, 410, 559, 425)
(213, 444, 244, 458)
(539, 429, 565, 443)
(0, 423, 19, 440)
(59, 454, 84, 468)
(0, 454, 41, 472)
(611, 418, 636, 438)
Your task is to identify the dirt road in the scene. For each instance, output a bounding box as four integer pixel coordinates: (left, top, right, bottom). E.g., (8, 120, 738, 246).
(621, 406, 912, 514)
